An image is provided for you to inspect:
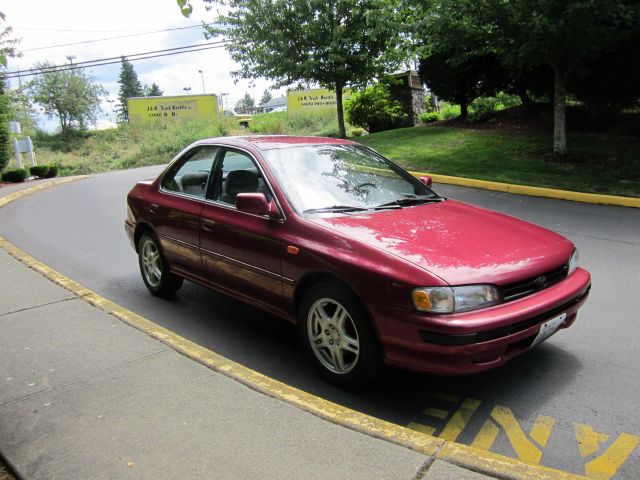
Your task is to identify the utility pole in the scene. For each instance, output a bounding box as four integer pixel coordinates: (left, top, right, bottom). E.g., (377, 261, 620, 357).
(66, 55, 76, 65)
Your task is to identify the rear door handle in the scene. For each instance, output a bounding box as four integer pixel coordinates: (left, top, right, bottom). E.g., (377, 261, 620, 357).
(148, 203, 159, 214)
(201, 219, 216, 231)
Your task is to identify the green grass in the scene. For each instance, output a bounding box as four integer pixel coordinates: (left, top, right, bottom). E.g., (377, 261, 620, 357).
(32, 119, 225, 176)
(249, 110, 352, 137)
(20, 114, 640, 198)
(356, 126, 640, 197)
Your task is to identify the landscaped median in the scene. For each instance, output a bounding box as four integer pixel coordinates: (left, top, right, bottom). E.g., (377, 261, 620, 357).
(409, 171, 640, 208)
(357, 125, 640, 201)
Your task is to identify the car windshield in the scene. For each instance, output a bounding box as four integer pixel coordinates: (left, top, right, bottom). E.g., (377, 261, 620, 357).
(262, 144, 440, 214)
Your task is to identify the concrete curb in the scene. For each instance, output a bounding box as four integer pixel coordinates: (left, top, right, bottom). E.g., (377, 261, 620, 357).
(409, 171, 640, 208)
(0, 176, 589, 480)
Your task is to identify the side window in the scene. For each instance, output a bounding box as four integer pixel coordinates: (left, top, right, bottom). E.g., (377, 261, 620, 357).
(215, 150, 271, 206)
(162, 147, 218, 198)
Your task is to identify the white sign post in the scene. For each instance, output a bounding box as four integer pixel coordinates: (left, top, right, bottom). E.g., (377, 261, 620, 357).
(12, 137, 36, 168)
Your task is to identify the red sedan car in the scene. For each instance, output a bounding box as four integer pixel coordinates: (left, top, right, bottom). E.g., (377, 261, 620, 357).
(125, 136, 591, 386)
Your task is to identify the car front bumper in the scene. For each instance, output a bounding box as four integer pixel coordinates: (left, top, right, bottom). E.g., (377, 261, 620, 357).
(369, 267, 591, 375)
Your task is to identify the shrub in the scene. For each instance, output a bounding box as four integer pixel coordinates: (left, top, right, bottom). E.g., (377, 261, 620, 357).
(30, 165, 50, 178)
(1, 168, 28, 183)
(349, 127, 367, 137)
(345, 83, 406, 133)
(420, 111, 442, 124)
(440, 103, 461, 119)
(45, 165, 58, 178)
(468, 93, 522, 122)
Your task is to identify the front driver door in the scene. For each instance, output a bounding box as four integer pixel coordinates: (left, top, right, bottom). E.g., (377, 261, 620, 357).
(199, 148, 287, 316)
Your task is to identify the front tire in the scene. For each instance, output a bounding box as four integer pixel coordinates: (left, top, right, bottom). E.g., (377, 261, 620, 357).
(298, 282, 382, 387)
(138, 234, 183, 297)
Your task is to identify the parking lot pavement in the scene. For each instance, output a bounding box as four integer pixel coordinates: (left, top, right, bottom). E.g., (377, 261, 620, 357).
(0, 245, 504, 479)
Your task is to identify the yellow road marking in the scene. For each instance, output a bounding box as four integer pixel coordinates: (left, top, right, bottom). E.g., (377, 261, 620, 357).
(575, 424, 611, 458)
(440, 398, 481, 442)
(584, 434, 640, 480)
(423, 407, 449, 420)
(0, 177, 591, 480)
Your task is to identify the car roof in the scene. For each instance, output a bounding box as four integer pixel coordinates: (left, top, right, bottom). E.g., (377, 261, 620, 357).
(195, 135, 357, 151)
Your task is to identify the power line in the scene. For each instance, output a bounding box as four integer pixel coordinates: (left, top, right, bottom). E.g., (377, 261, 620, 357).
(21, 24, 215, 52)
(4, 42, 229, 80)
(5, 40, 229, 78)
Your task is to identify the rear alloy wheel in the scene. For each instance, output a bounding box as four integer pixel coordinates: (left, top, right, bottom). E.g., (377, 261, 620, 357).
(299, 283, 382, 387)
(138, 234, 183, 297)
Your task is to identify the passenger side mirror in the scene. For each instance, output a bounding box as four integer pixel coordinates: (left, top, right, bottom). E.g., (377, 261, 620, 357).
(419, 175, 433, 188)
(236, 193, 281, 219)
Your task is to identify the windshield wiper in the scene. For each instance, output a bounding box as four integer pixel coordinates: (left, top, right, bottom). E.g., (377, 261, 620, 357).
(303, 205, 370, 214)
(376, 195, 445, 208)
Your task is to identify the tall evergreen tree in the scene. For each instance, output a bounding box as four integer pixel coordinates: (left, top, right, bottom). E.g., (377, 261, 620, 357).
(117, 57, 143, 122)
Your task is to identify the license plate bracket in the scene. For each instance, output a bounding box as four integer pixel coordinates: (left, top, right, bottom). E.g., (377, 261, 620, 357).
(532, 312, 567, 347)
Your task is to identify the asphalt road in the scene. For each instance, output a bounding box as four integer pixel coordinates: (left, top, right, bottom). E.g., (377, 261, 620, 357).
(1, 166, 639, 479)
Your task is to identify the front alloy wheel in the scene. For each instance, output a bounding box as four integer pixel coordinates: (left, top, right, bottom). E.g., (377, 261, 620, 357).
(299, 282, 382, 387)
(138, 234, 183, 297)
(307, 298, 360, 374)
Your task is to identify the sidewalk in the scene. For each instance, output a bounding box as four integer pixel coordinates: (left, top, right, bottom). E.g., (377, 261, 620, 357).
(0, 182, 492, 479)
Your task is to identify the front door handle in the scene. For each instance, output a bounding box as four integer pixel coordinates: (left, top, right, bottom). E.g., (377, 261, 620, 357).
(148, 203, 159, 214)
(201, 219, 216, 231)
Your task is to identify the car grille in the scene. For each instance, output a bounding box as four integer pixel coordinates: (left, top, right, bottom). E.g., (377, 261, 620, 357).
(501, 263, 569, 302)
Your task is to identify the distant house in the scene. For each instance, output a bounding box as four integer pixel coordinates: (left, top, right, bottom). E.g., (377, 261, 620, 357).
(258, 96, 287, 113)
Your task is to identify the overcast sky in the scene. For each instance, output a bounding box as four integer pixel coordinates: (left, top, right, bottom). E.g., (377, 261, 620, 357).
(4, 0, 286, 130)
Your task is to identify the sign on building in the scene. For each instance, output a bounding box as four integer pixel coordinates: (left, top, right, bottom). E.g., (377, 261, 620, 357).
(286, 88, 353, 114)
(127, 94, 219, 126)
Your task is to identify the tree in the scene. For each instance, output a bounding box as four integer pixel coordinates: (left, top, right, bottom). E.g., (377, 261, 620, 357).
(235, 92, 254, 113)
(0, 11, 19, 68)
(182, 0, 404, 138)
(117, 57, 143, 121)
(568, 30, 640, 126)
(419, 52, 507, 119)
(260, 89, 272, 106)
(0, 75, 9, 171)
(490, 0, 635, 155)
(28, 63, 106, 135)
(1, 11, 20, 171)
(144, 82, 163, 97)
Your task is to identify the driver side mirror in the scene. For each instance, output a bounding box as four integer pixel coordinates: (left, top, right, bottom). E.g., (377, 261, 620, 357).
(419, 175, 433, 188)
(236, 193, 281, 219)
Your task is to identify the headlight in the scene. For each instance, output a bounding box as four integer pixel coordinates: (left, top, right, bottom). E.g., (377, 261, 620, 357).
(412, 285, 500, 313)
(568, 248, 579, 276)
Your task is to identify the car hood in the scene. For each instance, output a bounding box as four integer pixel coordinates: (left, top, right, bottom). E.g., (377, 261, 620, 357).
(307, 199, 573, 285)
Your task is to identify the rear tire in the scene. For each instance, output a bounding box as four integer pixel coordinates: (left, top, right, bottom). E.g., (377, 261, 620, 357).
(298, 282, 382, 387)
(138, 234, 183, 297)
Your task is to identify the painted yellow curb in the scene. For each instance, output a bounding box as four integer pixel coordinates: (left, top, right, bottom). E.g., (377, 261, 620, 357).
(410, 171, 640, 208)
(0, 176, 589, 480)
(0, 176, 89, 208)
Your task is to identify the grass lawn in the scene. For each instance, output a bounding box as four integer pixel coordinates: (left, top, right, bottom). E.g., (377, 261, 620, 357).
(356, 125, 640, 197)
